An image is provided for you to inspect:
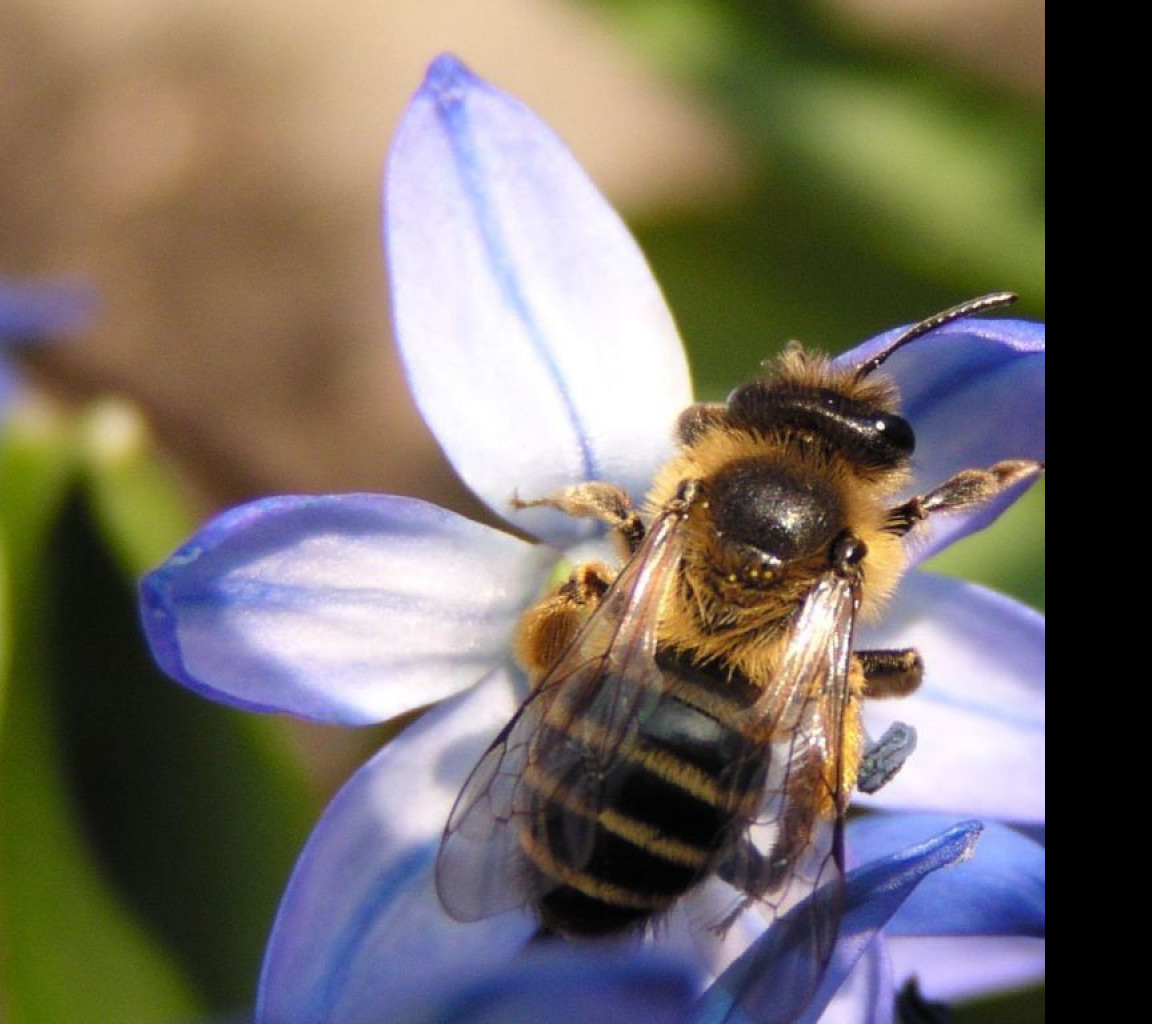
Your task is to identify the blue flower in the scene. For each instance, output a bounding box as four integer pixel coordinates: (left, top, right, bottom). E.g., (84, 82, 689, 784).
(140, 56, 1043, 1023)
(0, 278, 91, 410)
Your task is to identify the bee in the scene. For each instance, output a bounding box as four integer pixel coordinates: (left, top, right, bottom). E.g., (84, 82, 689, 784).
(436, 294, 1042, 1012)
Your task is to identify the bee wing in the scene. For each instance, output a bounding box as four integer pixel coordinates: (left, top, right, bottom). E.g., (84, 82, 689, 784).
(435, 508, 687, 923)
(716, 572, 859, 1016)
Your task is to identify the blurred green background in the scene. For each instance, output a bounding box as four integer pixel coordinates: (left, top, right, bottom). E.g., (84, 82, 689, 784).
(1, 0, 1042, 1021)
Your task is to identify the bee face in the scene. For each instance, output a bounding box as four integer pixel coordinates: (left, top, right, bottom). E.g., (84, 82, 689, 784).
(436, 294, 1042, 1019)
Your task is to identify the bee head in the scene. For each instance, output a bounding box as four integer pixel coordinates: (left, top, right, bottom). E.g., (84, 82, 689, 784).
(717, 293, 1018, 474)
(724, 380, 916, 471)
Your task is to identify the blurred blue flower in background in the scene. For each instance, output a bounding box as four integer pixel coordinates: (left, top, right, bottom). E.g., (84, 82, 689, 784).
(0, 279, 91, 410)
(140, 56, 1043, 1023)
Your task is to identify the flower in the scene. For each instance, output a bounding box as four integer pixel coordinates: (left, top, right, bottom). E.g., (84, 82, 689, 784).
(0, 279, 90, 341)
(0, 278, 92, 411)
(140, 55, 1043, 1023)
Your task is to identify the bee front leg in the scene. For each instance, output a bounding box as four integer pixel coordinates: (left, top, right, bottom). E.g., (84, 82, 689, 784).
(885, 459, 1043, 537)
(514, 562, 616, 683)
(513, 482, 645, 554)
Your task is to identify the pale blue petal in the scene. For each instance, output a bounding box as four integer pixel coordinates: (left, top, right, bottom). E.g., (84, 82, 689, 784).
(0, 279, 94, 409)
(141, 495, 551, 724)
(847, 814, 1044, 937)
(257, 666, 535, 1024)
(887, 935, 1044, 1001)
(813, 940, 893, 1024)
(386, 55, 691, 546)
(0, 278, 93, 339)
(691, 821, 983, 1024)
(398, 947, 698, 1024)
(644, 876, 769, 984)
(838, 318, 1044, 558)
(857, 573, 1044, 822)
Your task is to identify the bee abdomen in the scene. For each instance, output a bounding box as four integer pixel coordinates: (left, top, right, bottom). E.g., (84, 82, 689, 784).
(522, 673, 764, 937)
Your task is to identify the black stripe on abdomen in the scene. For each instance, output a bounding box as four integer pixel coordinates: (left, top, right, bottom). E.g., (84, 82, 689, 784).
(522, 675, 765, 936)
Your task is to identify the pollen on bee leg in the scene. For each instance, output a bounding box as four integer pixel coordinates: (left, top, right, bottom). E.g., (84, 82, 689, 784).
(512, 482, 644, 553)
(514, 561, 615, 682)
(857, 722, 918, 794)
(512, 482, 632, 524)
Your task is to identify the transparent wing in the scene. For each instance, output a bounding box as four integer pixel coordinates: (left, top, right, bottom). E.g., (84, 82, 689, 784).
(715, 572, 860, 1020)
(435, 507, 688, 922)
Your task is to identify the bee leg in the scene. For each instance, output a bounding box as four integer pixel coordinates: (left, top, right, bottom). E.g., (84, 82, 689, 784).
(713, 759, 829, 933)
(715, 832, 789, 896)
(711, 836, 772, 934)
(884, 458, 1043, 536)
(514, 562, 616, 681)
(712, 811, 833, 935)
(856, 648, 923, 698)
(512, 483, 645, 554)
(857, 721, 918, 794)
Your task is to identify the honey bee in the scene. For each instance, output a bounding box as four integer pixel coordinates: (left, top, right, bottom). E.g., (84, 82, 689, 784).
(436, 294, 1042, 1013)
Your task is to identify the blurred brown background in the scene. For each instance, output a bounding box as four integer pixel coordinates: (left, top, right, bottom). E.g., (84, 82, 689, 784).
(0, 5, 1043, 1018)
(3, 0, 1041, 519)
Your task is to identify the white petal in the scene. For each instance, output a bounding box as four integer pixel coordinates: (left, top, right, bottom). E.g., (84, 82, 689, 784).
(258, 666, 536, 1024)
(142, 494, 551, 724)
(841, 317, 1044, 559)
(857, 573, 1044, 822)
(887, 936, 1044, 1002)
(387, 55, 691, 544)
(814, 940, 893, 1024)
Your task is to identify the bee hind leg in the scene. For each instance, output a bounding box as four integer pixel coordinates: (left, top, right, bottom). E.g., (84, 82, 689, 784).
(857, 648, 923, 698)
(884, 459, 1043, 537)
(512, 482, 644, 553)
(711, 820, 840, 940)
(712, 760, 831, 933)
(850, 649, 920, 793)
(515, 561, 616, 681)
(710, 837, 774, 935)
(858, 721, 918, 794)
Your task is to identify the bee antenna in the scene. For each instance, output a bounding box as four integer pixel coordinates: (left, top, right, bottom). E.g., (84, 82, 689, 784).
(854, 292, 1018, 380)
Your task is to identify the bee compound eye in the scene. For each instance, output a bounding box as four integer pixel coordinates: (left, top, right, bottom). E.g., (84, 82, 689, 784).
(724, 381, 772, 424)
(874, 414, 915, 456)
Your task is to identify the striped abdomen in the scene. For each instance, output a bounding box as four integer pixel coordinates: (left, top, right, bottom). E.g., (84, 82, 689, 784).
(520, 651, 765, 937)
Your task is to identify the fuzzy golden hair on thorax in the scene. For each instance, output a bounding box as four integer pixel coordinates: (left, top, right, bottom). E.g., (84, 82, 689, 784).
(767, 342, 902, 414)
